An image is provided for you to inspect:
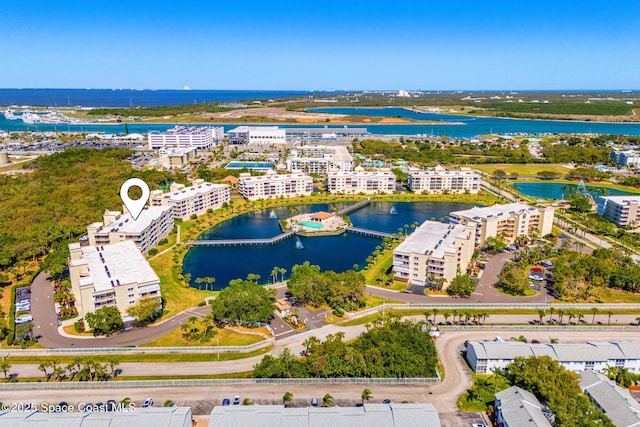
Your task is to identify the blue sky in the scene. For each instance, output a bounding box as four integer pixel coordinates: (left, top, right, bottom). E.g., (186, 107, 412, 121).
(1, 1, 639, 90)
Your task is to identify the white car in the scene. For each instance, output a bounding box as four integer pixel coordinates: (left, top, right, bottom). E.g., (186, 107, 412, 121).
(15, 315, 33, 324)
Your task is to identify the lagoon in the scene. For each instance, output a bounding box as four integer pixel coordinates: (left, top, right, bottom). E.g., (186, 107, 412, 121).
(183, 201, 475, 290)
(513, 182, 639, 200)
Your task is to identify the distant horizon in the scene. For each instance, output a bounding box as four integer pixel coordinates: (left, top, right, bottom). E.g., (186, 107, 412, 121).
(2, 1, 638, 89)
(0, 88, 638, 92)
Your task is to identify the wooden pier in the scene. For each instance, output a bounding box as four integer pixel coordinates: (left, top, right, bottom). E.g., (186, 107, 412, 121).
(185, 231, 296, 247)
(345, 226, 397, 239)
(335, 198, 371, 215)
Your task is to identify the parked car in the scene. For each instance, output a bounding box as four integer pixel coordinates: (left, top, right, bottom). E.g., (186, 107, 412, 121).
(233, 396, 240, 405)
(106, 400, 117, 411)
(311, 397, 318, 407)
(541, 260, 554, 267)
(143, 398, 153, 408)
(222, 398, 230, 406)
(15, 314, 33, 324)
(493, 336, 504, 342)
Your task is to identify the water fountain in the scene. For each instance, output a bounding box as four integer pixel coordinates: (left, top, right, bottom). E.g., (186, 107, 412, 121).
(269, 210, 278, 219)
(389, 205, 398, 215)
(295, 237, 304, 249)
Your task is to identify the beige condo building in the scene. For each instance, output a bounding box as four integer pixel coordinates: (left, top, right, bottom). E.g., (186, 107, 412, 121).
(68, 241, 161, 318)
(449, 203, 555, 245)
(393, 221, 476, 288)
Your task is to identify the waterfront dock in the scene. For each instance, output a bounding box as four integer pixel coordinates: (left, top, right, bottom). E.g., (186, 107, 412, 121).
(335, 198, 371, 215)
(346, 226, 398, 239)
(185, 231, 295, 247)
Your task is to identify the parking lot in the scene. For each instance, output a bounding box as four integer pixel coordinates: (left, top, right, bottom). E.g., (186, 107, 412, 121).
(15, 286, 33, 327)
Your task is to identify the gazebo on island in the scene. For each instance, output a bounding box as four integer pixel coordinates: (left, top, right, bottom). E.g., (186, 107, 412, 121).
(310, 211, 333, 224)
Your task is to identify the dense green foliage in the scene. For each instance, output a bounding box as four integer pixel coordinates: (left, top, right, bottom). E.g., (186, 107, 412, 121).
(566, 194, 593, 213)
(253, 319, 438, 378)
(537, 170, 561, 179)
(209, 278, 275, 324)
(447, 274, 476, 297)
(126, 298, 162, 324)
(0, 148, 184, 275)
(287, 262, 366, 311)
(508, 356, 614, 427)
(85, 306, 123, 336)
(498, 264, 529, 295)
(567, 167, 612, 181)
(482, 100, 634, 116)
(87, 104, 231, 117)
(552, 248, 640, 298)
(619, 176, 640, 188)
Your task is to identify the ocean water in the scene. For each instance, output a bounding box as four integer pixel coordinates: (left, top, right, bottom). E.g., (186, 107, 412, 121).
(0, 88, 320, 107)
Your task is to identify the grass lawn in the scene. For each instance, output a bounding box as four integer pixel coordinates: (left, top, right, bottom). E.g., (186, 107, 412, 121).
(457, 373, 510, 412)
(141, 326, 265, 347)
(148, 250, 215, 317)
(9, 346, 272, 364)
(471, 163, 573, 176)
(362, 249, 396, 287)
(580, 287, 640, 304)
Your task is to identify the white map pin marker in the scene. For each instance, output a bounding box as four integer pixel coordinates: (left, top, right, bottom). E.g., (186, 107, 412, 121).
(120, 178, 150, 221)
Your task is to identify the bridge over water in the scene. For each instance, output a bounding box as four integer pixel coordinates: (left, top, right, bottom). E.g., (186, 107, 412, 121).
(185, 231, 295, 247)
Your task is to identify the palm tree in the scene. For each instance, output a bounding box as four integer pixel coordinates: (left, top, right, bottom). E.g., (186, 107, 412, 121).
(271, 266, 279, 284)
(606, 310, 614, 326)
(282, 392, 293, 407)
(537, 309, 546, 324)
(429, 308, 439, 324)
(635, 316, 640, 326)
(591, 307, 599, 324)
(322, 393, 334, 407)
(361, 388, 373, 404)
(279, 267, 287, 282)
(577, 313, 585, 325)
(443, 312, 451, 324)
(557, 309, 565, 325)
(38, 361, 52, 381)
(548, 307, 555, 323)
(0, 360, 10, 380)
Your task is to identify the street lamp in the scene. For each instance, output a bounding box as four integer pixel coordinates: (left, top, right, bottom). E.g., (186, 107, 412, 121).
(216, 337, 220, 361)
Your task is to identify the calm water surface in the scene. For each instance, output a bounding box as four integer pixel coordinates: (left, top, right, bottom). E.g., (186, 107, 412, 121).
(183, 201, 475, 289)
(514, 182, 639, 200)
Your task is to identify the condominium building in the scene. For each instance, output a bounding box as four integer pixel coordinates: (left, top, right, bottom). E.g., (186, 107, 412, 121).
(466, 341, 640, 374)
(611, 150, 640, 167)
(285, 127, 369, 141)
(68, 241, 161, 318)
(160, 147, 197, 169)
(580, 371, 640, 427)
(286, 145, 354, 174)
(148, 126, 223, 149)
(238, 170, 313, 200)
(407, 166, 480, 194)
(327, 167, 395, 194)
(150, 179, 230, 220)
(86, 206, 173, 255)
(393, 221, 476, 288)
(449, 203, 555, 245)
(494, 386, 553, 427)
(596, 196, 640, 227)
(226, 126, 286, 145)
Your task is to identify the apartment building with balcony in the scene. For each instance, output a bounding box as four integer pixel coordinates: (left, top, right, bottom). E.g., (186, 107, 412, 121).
(393, 221, 475, 289)
(238, 170, 313, 200)
(407, 166, 480, 194)
(327, 167, 395, 194)
(449, 203, 555, 245)
(150, 179, 230, 220)
(86, 205, 173, 255)
(226, 126, 287, 145)
(596, 196, 640, 227)
(286, 145, 353, 174)
(148, 125, 223, 149)
(68, 241, 161, 318)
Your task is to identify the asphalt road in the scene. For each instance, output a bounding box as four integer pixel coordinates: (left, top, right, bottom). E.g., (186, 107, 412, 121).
(31, 272, 211, 348)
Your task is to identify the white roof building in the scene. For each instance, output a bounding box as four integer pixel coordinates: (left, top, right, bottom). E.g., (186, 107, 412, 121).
(150, 179, 230, 220)
(148, 125, 223, 149)
(495, 386, 553, 427)
(68, 241, 161, 318)
(327, 167, 395, 194)
(450, 203, 555, 244)
(227, 126, 287, 145)
(466, 341, 640, 374)
(238, 170, 313, 200)
(87, 206, 173, 255)
(393, 221, 475, 288)
(407, 166, 480, 194)
(0, 406, 192, 427)
(208, 403, 441, 427)
(287, 145, 354, 175)
(611, 150, 640, 167)
(596, 196, 640, 227)
(580, 371, 640, 427)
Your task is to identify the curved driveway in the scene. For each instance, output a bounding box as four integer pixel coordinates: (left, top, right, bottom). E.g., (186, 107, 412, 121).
(31, 272, 210, 348)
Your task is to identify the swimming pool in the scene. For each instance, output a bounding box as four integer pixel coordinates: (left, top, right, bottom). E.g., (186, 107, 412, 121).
(297, 221, 324, 229)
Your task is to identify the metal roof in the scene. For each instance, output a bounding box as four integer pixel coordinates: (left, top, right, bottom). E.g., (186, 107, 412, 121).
(580, 371, 640, 427)
(495, 386, 552, 427)
(468, 341, 637, 363)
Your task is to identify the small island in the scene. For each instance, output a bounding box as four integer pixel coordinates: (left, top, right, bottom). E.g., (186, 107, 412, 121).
(283, 211, 348, 236)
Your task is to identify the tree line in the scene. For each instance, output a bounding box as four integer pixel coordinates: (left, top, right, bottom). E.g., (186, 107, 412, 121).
(253, 318, 438, 378)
